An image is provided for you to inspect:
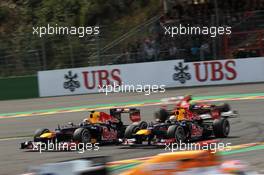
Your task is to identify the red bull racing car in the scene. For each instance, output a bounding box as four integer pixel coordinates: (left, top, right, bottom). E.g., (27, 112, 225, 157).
(124, 95, 238, 146)
(21, 108, 147, 150)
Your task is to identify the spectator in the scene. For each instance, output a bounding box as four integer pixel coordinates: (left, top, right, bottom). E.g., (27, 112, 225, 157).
(200, 42, 210, 60)
(191, 45, 200, 61)
(143, 38, 154, 61)
(169, 43, 178, 58)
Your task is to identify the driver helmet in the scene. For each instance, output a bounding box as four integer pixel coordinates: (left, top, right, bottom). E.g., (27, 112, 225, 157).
(87, 111, 101, 124)
(175, 108, 186, 121)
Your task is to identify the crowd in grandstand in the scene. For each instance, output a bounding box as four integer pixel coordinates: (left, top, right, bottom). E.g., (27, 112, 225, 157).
(116, 0, 264, 64)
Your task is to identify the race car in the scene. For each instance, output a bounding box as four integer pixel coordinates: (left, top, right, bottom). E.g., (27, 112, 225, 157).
(119, 150, 256, 175)
(124, 95, 238, 145)
(21, 108, 146, 150)
(22, 150, 258, 175)
(23, 156, 108, 175)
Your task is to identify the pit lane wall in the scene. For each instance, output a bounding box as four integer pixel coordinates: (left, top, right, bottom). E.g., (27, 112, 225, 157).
(38, 57, 264, 97)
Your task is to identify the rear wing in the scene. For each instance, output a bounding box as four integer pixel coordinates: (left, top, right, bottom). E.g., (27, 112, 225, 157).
(221, 110, 239, 118)
(110, 108, 141, 122)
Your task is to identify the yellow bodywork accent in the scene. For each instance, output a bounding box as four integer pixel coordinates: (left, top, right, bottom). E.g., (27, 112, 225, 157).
(39, 132, 54, 139)
(136, 129, 151, 135)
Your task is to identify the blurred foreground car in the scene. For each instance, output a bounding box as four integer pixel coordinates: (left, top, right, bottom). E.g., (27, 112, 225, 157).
(120, 150, 258, 175)
(21, 108, 146, 150)
(124, 95, 238, 145)
(22, 151, 258, 175)
(22, 157, 108, 175)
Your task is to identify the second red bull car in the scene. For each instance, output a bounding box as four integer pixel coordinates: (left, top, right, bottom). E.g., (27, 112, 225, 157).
(124, 95, 238, 146)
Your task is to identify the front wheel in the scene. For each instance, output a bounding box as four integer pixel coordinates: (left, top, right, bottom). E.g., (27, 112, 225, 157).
(73, 128, 91, 143)
(213, 118, 230, 138)
(167, 125, 187, 143)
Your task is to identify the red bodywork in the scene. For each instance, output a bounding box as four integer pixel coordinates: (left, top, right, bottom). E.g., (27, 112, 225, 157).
(171, 95, 221, 121)
(98, 112, 119, 123)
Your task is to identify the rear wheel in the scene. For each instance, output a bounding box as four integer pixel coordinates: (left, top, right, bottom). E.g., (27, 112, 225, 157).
(73, 128, 91, 143)
(167, 125, 186, 143)
(124, 125, 140, 139)
(213, 118, 230, 138)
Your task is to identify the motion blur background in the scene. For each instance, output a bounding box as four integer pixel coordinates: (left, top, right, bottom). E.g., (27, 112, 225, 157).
(0, 0, 263, 77)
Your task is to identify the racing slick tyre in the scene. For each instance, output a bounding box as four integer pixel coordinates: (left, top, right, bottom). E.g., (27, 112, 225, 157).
(154, 109, 169, 123)
(124, 125, 140, 139)
(33, 128, 50, 142)
(73, 128, 91, 143)
(138, 121, 148, 129)
(213, 118, 230, 138)
(167, 125, 187, 143)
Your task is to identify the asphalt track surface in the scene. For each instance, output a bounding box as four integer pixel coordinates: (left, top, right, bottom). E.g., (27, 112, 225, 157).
(0, 83, 264, 175)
